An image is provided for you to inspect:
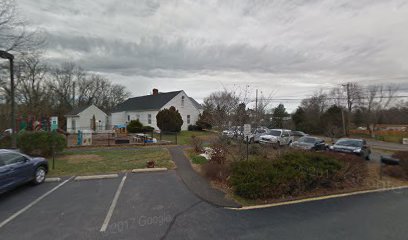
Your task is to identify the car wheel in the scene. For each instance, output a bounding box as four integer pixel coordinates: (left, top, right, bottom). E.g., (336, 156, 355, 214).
(33, 166, 46, 185)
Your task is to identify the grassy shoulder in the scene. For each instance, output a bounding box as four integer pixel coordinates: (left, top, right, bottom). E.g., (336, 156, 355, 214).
(186, 137, 408, 207)
(184, 148, 208, 175)
(350, 132, 408, 144)
(177, 130, 217, 145)
(47, 147, 174, 177)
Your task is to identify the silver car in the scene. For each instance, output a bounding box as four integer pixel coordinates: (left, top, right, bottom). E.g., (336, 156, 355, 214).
(245, 127, 269, 143)
(259, 129, 294, 147)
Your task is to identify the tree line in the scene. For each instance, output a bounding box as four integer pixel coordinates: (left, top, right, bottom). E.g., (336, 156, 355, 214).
(292, 83, 407, 136)
(197, 83, 407, 137)
(0, 1, 131, 130)
(0, 53, 131, 130)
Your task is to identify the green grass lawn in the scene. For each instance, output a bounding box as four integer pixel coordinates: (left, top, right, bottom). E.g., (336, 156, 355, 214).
(177, 130, 217, 145)
(47, 147, 174, 177)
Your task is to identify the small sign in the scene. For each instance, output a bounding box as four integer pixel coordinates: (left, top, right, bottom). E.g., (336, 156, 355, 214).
(50, 116, 58, 131)
(243, 124, 251, 136)
(403, 138, 408, 145)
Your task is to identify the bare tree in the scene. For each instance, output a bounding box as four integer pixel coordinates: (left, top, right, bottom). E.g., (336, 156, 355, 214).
(76, 74, 130, 113)
(15, 53, 50, 115)
(253, 91, 275, 126)
(361, 84, 398, 136)
(0, 0, 45, 52)
(203, 90, 240, 128)
(329, 82, 363, 110)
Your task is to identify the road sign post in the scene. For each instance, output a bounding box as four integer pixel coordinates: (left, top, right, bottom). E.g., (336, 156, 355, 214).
(244, 124, 251, 161)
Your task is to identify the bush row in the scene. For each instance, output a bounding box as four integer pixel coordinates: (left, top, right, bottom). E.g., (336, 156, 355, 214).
(188, 125, 203, 131)
(382, 151, 408, 180)
(230, 151, 367, 200)
(127, 120, 155, 133)
(18, 131, 66, 157)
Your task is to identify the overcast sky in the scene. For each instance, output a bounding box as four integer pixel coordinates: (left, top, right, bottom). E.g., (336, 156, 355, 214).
(18, 0, 408, 111)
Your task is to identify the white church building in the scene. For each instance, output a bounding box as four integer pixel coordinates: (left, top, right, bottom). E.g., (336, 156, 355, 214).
(111, 89, 203, 131)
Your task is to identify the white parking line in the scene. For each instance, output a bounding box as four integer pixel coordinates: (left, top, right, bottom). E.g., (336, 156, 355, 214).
(100, 174, 127, 232)
(74, 174, 118, 181)
(0, 177, 74, 229)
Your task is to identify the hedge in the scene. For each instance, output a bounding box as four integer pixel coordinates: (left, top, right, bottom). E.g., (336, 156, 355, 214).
(127, 120, 143, 133)
(230, 151, 343, 199)
(18, 131, 66, 157)
(191, 155, 208, 164)
(188, 125, 203, 131)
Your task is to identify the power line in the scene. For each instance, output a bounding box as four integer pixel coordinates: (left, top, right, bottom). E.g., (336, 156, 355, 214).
(248, 95, 408, 102)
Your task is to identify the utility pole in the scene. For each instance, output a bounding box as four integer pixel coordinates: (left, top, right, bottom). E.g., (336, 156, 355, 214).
(0, 50, 16, 148)
(341, 108, 346, 137)
(342, 82, 351, 136)
(10, 57, 16, 148)
(255, 89, 258, 128)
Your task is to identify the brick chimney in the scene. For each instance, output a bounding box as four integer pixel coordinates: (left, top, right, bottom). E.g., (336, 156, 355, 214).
(152, 88, 159, 95)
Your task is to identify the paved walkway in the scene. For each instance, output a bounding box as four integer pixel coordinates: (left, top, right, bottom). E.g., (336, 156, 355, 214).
(168, 146, 240, 208)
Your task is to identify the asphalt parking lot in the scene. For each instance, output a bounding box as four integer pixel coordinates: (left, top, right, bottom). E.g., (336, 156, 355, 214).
(0, 171, 201, 240)
(2, 170, 408, 240)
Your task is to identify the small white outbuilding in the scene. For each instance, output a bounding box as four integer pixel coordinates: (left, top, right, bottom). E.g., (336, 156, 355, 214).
(65, 104, 108, 133)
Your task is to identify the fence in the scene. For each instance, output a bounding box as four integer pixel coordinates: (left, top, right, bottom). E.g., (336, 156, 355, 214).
(66, 130, 178, 147)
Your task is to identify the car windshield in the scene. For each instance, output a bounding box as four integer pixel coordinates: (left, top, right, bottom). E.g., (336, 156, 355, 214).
(336, 139, 363, 147)
(299, 137, 317, 143)
(269, 130, 281, 136)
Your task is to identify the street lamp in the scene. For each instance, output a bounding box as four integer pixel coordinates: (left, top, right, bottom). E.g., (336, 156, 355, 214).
(0, 50, 16, 149)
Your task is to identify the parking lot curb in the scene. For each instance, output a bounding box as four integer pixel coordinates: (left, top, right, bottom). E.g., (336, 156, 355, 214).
(131, 168, 168, 173)
(45, 177, 62, 182)
(226, 185, 408, 211)
(74, 174, 119, 181)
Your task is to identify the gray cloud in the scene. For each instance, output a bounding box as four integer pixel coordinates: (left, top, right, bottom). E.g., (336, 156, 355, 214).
(18, 0, 408, 110)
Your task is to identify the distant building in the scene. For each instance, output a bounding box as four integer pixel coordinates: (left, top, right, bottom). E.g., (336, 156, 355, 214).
(65, 105, 108, 133)
(111, 89, 203, 131)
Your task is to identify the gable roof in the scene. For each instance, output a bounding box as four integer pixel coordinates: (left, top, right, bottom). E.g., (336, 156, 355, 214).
(65, 105, 91, 116)
(189, 97, 203, 109)
(65, 104, 107, 117)
(112, 91, 182, 113)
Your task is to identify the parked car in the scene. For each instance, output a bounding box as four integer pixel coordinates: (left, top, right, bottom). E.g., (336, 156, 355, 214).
(290, 130, 307, 137)
(0, 149, 48, 194)
(222, 126, 243, 139)
(329, 138, 371, 160)
(244, 127, 269, 143)
(290, 136, 327, 151)
(259, 129, 294, 147)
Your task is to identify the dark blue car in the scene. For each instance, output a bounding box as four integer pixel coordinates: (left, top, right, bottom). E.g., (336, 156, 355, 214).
(0, 149, 48, 194)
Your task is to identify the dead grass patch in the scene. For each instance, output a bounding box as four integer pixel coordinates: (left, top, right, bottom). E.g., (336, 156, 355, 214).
(59, 154, 103, 163)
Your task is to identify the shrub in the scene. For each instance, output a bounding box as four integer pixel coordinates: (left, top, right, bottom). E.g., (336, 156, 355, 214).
(196, 110, 212, 130)
(156, 106, 183, 132)
(0, 135, 11, 148)
(322, 152, 368, 186)
(188, 125, 203, 131)
(210, 143, 226, 164)
(18, 131, 66, 157)
(202, 162, 230, 182)
(392, 151, 408, 174)
(192, 155, 207, 164)
(230, 151, 344, 199)
(249, 144, 262, 155)
(127, 120, 143, 133)
(383, 165, 407, 179)
(141, 126, 155, 132)
(191, 135, 204, 153)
